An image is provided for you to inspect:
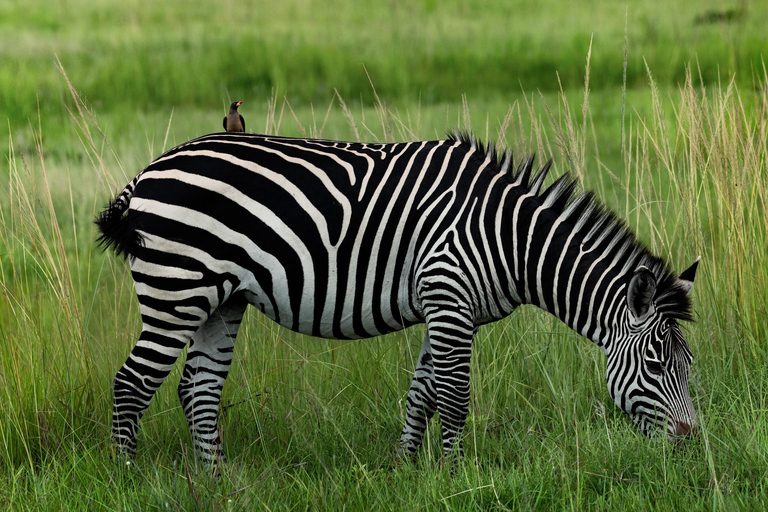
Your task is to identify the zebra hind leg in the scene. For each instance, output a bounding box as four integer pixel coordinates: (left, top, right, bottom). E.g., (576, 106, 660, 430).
(177, 296, 248, 468)
(112, 321, 206, 460)
(399, 333, 438, 459)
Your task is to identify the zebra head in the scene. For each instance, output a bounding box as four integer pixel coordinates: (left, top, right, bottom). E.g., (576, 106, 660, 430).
(607, 258, 700, 439)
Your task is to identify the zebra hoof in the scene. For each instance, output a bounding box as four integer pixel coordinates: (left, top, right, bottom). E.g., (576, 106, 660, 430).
(396, 443, 420, 464)
(111, 441, 137, 464)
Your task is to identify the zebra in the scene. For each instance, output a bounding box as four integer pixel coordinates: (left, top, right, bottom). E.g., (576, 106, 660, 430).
(96, 131, 699, 466)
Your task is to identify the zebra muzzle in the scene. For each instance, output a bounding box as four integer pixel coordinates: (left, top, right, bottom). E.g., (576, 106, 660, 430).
(671, 420, 697, 439)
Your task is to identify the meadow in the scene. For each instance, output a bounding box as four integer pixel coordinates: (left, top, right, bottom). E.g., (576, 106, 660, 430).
(1, 1, 767, 510)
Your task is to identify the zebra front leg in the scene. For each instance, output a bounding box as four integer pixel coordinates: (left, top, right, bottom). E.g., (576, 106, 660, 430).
(424, 306, 476, 462)
(400, 333, 438, 458)
(178, 298, 247, 468)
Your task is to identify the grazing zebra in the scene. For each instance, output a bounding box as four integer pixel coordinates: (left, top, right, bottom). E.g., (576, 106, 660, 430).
(97, 131, 699, 466)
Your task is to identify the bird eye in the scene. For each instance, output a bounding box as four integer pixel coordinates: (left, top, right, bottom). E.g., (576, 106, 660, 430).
(646, 360, 663, 376)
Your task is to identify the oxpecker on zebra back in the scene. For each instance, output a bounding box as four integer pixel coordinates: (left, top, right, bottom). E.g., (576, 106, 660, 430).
(97, 130, 700, 467)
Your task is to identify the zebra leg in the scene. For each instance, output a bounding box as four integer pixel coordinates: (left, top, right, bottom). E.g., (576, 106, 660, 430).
(113, 325, 202, 459)
(177, 297, 247, 466)
(400, 333, 438, 458)
(425, 308, 476, 462)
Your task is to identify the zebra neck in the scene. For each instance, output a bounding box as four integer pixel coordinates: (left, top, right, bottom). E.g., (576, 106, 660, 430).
(502, 188, 632, 350)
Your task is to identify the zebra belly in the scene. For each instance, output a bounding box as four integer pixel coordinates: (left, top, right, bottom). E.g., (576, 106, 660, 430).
(240, 288, 399, 340)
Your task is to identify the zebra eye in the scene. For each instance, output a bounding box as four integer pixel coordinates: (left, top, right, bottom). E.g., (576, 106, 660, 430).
(646, 360, 663, 376)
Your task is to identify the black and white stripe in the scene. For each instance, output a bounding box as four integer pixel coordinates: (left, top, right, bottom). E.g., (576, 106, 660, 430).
(97, 131, 699, 465)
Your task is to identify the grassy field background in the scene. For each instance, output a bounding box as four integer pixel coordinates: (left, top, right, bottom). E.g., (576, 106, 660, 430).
(1, 0, 767, 510)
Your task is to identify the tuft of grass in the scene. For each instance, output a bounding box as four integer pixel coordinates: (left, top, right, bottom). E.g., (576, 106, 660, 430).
(1, 59, 768, 510)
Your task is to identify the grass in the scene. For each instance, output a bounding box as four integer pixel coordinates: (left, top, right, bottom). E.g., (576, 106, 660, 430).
(2, 1, 768, 510)
(2, 63, 768, 509)
(2, 0, 767, 142)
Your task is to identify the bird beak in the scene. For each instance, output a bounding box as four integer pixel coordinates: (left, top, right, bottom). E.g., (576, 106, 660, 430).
(236, 101, 243, 106)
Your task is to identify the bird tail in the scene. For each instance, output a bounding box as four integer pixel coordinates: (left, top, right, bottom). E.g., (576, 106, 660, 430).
(95, 173, 144, 258)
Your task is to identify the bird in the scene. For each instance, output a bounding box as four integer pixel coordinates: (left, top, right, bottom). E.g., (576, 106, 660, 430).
(223, 101, 245, 132)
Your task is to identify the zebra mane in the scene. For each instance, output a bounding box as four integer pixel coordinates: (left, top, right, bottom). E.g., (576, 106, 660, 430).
(447, 130, 694, 322)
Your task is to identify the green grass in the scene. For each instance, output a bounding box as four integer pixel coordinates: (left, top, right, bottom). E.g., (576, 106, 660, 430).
(2, 1, 768, 510)
(3, 71, 768, 510)
(2, 0, 767, 140)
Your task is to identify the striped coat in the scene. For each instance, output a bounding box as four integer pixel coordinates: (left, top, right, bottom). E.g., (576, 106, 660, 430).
(98, 131, 699, 465)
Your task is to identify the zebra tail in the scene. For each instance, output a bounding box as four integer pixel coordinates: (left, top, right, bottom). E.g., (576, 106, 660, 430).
(95, 175, 144, 259)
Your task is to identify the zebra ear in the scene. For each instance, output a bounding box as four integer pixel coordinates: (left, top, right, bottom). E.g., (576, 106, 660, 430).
(627, 266, 657, 322)
(676, 256, 700, 295)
